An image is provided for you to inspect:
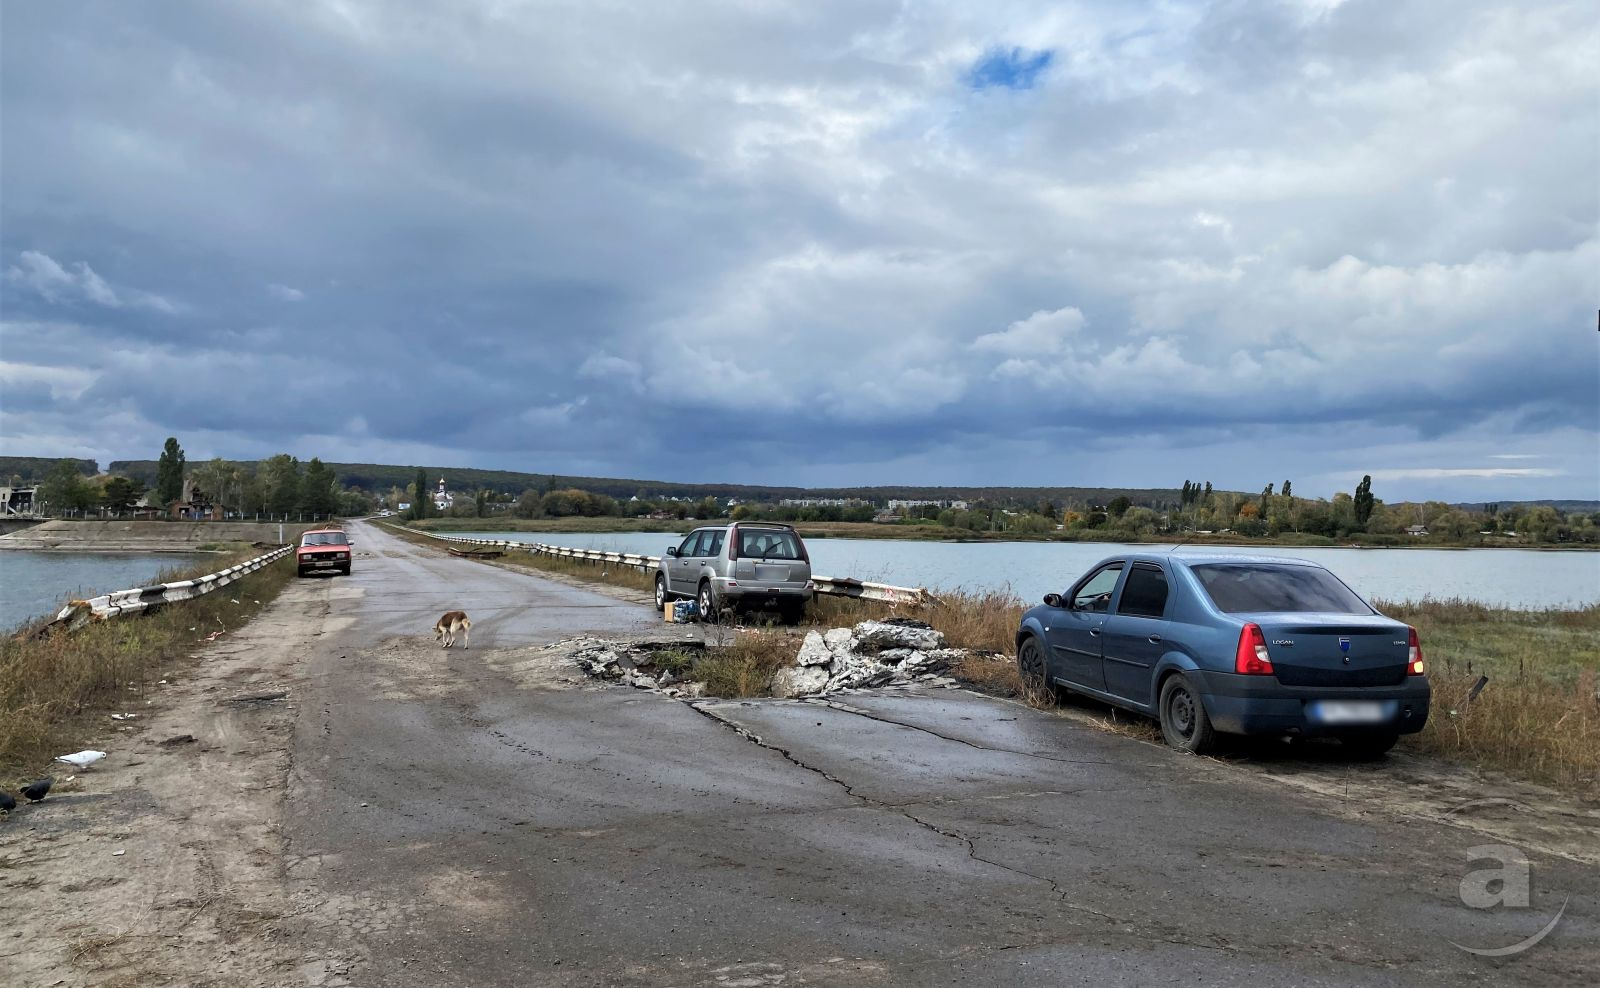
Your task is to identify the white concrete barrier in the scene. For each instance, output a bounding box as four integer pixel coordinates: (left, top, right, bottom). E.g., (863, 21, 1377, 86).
(395, 525, 930, 604)
(50, 544, 295, 631)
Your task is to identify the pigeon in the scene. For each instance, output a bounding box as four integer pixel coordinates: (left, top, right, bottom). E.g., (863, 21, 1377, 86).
(55, 750, 106, 770)
(21, 778, 52, 802)
(0, 791, 15, 813)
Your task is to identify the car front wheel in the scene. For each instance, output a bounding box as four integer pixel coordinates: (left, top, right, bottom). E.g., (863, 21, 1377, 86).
(1159, 673, 1216, 754)
(655, 574, 669, 610)
(1017, 637, 1047, 694)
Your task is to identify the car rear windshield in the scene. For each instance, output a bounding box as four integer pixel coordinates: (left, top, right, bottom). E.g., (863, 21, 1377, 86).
(1191, 564, 1371, 614)
(738, 529, 803, 560)
(302, 533, 349, 546)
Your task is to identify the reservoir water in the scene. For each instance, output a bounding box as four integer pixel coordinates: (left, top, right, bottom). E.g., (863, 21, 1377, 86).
(2, 552, 209, 630)
(448, 531, 1600, 610)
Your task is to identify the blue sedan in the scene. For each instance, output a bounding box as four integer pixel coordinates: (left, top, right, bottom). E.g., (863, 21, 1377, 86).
(1016, 553, 1431, 756)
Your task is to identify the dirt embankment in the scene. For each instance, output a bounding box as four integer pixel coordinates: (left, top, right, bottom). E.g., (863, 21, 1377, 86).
(0, 520, 314, 551)
(0, 577, 346, 985)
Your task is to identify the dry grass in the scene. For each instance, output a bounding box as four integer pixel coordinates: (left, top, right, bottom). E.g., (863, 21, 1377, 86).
(691, 631, 800, 697)
(1375, 598, 1600, 793)
(0, 550, 295, 780)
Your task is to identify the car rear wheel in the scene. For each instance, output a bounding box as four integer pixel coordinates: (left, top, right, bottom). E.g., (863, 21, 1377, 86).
(1017, 637, 1047, 694)
(1159, 673, 1216, 754)
(655, 574, 669, 610)
(1341, 733, 1399, 759)
(698, 582, 718, 623)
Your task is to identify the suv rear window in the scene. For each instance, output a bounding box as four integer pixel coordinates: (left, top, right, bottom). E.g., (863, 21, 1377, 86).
(737, 529, 802, 560)
(1192, 564, 1371, 614)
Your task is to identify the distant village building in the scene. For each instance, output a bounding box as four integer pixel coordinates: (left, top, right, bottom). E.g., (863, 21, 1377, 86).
(170, 477, 222, 521)
(0, 485, 38, 516)
(887, 498, 969, 511)
(780, 498, 867, 507)
(432, 477, 455, 512)
(1406, 525, 1429, 537)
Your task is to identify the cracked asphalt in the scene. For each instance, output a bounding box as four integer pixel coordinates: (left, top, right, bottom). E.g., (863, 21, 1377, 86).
(285, 521, 1596, 986)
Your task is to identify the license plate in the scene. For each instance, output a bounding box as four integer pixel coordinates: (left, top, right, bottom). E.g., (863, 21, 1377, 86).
(313, 560, 337, 568)
(1309, 700, 1391, 724)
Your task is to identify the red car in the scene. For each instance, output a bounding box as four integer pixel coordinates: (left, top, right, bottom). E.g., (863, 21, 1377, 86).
(296, 528, 352, 577)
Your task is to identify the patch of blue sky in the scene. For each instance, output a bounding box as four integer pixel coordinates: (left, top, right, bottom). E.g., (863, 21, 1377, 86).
(967, 46, 1055, 90)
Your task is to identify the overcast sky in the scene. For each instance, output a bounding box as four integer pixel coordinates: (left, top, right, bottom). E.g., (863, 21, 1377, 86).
(2, 0, 1596, 501)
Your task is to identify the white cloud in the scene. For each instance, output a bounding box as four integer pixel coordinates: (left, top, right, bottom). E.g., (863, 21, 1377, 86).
(972, 306, 1085, 356)
(5, 250, 181, 313)
(0, 359, 98, 401)
(267, 283, 305, 301)
(1364, 468, 1563, 481)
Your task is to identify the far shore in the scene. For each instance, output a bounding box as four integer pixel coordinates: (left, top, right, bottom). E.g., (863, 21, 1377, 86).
(406, 515, 1598, 551)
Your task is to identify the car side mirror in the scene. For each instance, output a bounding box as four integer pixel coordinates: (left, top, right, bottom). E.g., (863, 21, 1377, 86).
(1042, 593, 1063, 608)
(666, 547, 679, 557)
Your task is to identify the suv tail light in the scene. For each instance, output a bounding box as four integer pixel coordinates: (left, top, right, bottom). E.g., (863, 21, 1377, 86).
(1234, 623, 1274, 675)
(1407, 626, 1425, 675)
(727, 525, 738, 561)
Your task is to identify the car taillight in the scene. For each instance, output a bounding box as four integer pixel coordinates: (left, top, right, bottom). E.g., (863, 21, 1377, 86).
(1235, 623, 1274, 675)
(1407, 626, 1425, 675)
(727, 526, 738, 561)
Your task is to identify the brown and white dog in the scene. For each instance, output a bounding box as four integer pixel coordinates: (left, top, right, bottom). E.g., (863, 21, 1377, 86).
(433, 610, 472, 649)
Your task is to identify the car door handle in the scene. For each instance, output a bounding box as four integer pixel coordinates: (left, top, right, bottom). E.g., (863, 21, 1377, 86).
(1088, 628, 1100, 637)
(1148, 635, 1163, 644)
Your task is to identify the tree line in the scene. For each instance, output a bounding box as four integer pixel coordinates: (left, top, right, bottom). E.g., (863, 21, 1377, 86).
(33, 438, 374, 520)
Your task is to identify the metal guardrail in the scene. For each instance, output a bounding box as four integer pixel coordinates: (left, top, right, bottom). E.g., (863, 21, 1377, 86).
(50, 544, 295, 631)
(395, 526, 930, 604)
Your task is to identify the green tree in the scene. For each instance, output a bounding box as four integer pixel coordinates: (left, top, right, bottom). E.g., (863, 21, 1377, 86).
(412, 469, 430, 520)
(338, 488, 375, 517)
(40, 460, 96, 514)
(100, 475, 147, 512)
(1353, 475, 1375, 527)
(1282, 480, 1292, 499)
(475, 489, 489, 516)
(301, 458, 339, 518)
(259, 455, 302, 516)
(190, 457, 241, 514)
(156, 437, 186, 504)
(1107, 496, 1132, 519)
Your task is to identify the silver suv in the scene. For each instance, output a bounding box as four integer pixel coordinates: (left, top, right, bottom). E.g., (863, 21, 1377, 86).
(655, 523, 814, 623)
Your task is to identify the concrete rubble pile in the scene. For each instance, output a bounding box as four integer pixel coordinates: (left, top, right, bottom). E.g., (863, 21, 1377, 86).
(567, 618, 969, 699)
(770, 619, 966, 697)
(567, 637, 707, 699)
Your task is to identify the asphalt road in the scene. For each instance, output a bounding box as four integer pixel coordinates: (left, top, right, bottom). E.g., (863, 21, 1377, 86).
(284, 521, 1596, 987)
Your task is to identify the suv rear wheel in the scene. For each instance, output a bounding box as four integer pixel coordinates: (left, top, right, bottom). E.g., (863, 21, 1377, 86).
(698, 581, 718, 623)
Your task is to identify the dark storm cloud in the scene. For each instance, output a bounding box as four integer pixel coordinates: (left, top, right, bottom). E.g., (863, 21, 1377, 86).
(1, 0, 1595, 502)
